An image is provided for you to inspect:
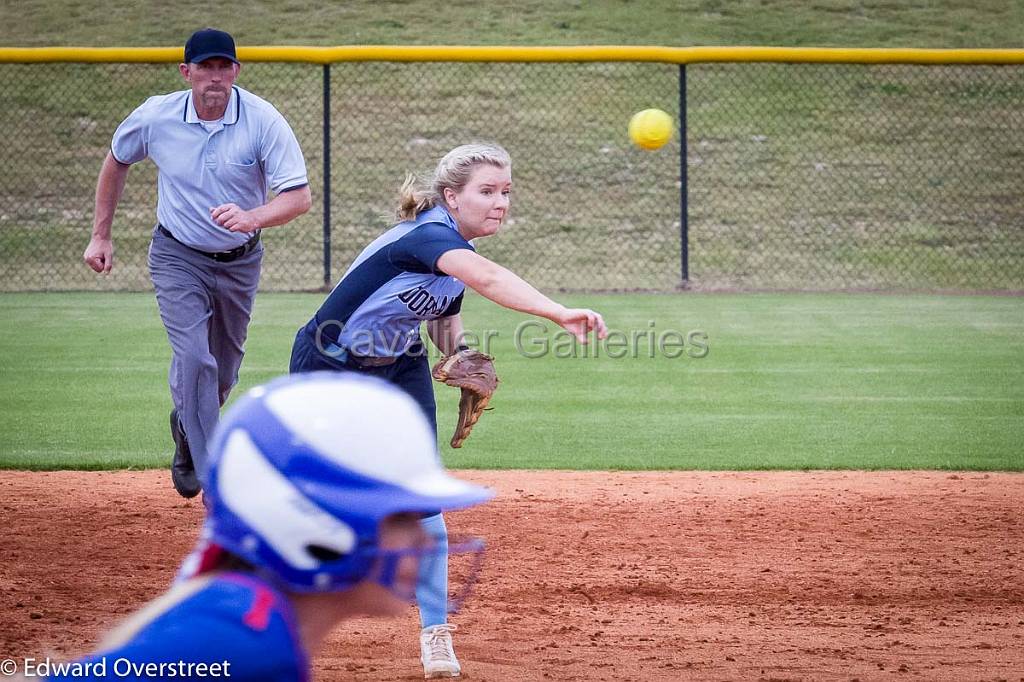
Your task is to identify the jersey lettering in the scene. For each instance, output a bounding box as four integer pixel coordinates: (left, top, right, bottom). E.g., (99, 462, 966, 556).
(398, 285, 451, 318)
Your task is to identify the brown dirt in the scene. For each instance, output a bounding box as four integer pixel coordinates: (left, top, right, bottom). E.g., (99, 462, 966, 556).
(1, 470, 1022, 681)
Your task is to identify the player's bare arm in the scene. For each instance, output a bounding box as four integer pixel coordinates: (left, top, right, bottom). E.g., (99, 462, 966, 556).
(436, 248, 607, 343)
(83, 152, 131, 273)
(427, 313, 465, 356)
(211, 185, 312, 233)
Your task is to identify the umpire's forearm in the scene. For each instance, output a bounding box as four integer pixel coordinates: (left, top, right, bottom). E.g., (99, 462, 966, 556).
(249, 186, 312, 229)
(92, 152, 130, 238)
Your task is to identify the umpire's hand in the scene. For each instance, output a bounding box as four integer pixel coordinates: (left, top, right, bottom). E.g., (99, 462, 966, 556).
(84, 236, 114, 274)
(211, 203, 261, 233)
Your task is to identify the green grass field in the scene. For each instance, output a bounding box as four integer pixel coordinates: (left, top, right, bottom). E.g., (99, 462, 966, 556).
(1, 292, 1021, 471)
(2, 5, 1022, 473)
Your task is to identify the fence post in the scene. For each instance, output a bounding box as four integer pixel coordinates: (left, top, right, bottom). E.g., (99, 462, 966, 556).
(322, 63, 332, 290)
(679, 63, 689, 286)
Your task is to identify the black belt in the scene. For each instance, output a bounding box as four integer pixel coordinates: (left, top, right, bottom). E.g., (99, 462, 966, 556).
(303, 318, 404, 369)
(158, 225, 261, 263)
(348, 354, 399, 368)
(344, 337, 419, 366)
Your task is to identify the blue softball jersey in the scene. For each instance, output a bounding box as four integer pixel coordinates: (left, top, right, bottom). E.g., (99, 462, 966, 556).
(43, 572, 308, 682)
(313, 205, 473, 357)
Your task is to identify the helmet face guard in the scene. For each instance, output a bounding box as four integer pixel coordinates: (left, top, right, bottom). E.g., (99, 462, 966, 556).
(196, 373, 493, 593)
(371, 536, 486, 610)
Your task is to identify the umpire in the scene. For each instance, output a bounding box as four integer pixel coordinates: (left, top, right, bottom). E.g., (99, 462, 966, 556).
(83, 28, 311, 498)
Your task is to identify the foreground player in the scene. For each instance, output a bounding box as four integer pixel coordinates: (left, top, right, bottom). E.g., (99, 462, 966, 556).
(290, 142, 607, 677)
(38, 373, 492, 681)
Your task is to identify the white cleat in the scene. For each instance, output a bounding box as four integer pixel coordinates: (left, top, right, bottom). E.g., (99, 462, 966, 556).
(420, 624, 461, 678)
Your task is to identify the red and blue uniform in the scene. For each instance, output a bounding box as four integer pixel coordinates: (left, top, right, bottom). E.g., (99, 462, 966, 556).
(45, 572, 308, 682)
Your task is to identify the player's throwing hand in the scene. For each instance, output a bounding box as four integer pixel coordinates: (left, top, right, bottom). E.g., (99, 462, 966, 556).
(555, 307, 608, 343)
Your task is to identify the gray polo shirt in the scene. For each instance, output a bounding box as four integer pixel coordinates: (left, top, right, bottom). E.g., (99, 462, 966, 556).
(111, 85, 308, 252)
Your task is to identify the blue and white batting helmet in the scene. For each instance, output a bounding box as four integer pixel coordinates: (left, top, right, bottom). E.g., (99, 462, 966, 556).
(191, 372, 492, 593)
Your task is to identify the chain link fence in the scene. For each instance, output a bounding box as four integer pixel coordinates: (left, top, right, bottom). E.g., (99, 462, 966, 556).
(2, 57, 1022, 292)
(688, 63, 1024, 291)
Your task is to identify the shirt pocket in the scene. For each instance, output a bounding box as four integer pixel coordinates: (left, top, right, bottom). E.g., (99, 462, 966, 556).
(219, 158, 263, 198)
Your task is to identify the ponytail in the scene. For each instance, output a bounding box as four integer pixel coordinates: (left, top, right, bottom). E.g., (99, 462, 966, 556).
(394, 143, 511, 221)
(396, 173, 437, 221)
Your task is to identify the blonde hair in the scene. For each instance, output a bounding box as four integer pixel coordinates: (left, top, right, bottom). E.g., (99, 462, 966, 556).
(396, 143, 512, 221)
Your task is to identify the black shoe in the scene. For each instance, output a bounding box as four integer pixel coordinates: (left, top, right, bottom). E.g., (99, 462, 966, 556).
(170, 409, 201, 499)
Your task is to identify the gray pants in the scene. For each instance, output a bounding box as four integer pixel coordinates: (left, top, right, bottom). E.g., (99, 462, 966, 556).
(148, 226, 262, 485)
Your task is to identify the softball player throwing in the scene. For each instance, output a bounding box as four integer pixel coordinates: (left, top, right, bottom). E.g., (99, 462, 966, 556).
(289, 142, 607, 678)
(37, 373, 492, 681)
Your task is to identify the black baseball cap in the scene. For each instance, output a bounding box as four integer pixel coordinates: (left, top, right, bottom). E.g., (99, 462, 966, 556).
(184, 28, 238, 64)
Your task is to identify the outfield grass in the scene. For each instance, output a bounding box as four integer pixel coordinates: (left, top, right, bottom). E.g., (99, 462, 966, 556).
(1, 292, 1021, 471)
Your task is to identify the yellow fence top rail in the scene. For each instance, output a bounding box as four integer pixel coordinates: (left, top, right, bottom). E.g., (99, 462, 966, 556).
(2, 45, 1024, 65)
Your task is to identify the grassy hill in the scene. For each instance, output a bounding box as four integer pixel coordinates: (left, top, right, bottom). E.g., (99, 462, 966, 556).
(3, 0, 1022, 48)
(2, 2, 1022, 293)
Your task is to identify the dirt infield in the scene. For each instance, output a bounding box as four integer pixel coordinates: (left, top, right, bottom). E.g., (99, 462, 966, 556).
(2, 470, 1022, 681)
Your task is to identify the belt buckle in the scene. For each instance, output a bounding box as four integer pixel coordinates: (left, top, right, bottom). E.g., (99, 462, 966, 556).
(238, 232, 259, 258)
(212, 237, 252, 262)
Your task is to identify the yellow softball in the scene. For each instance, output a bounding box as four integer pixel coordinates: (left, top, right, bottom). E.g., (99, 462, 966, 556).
(628, 108, 674, 150)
